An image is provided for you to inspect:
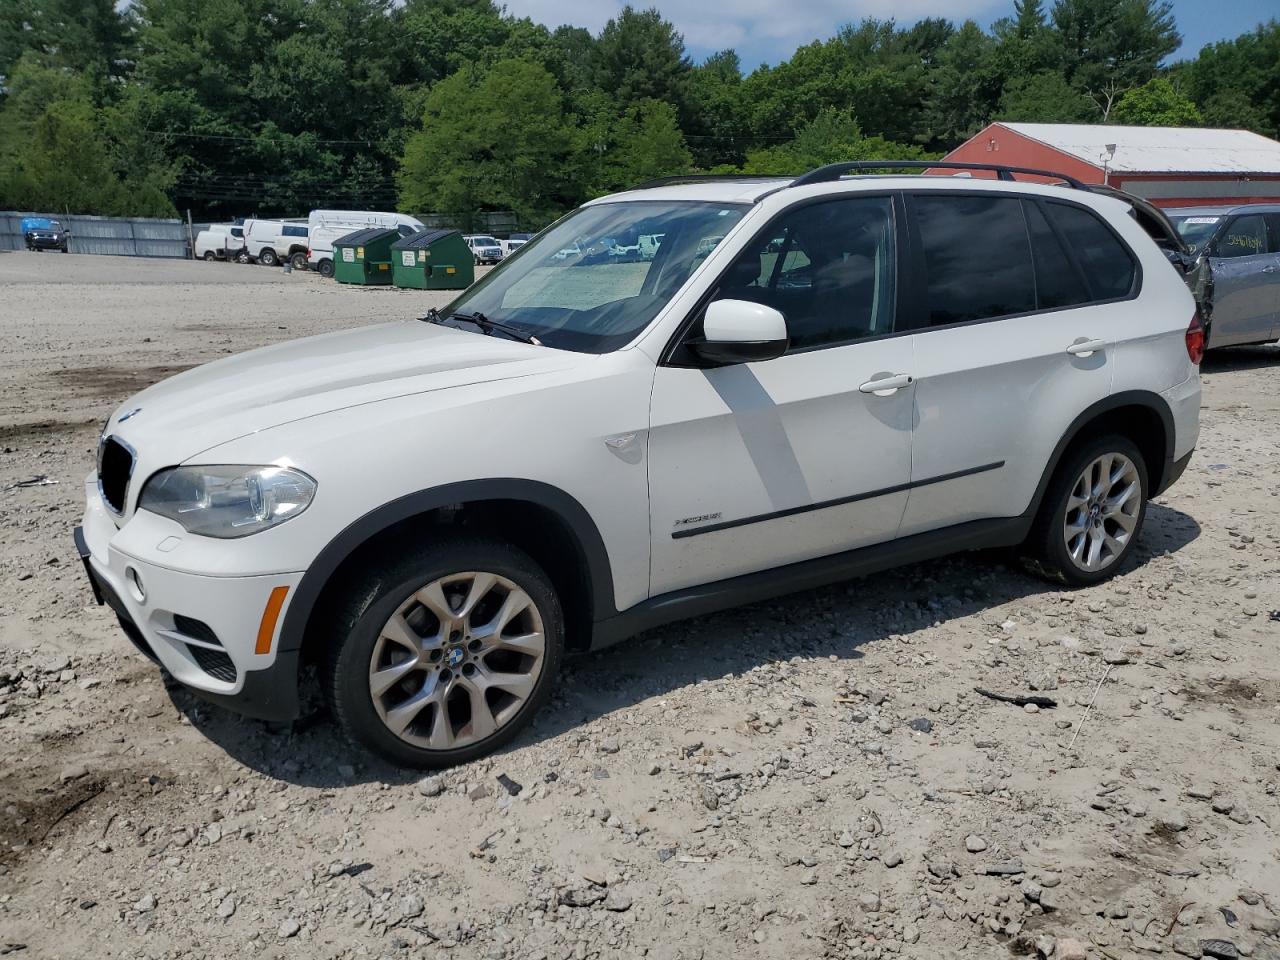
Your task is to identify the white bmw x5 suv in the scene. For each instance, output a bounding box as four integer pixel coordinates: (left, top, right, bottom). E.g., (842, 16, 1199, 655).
(77, 162, 1203, 767)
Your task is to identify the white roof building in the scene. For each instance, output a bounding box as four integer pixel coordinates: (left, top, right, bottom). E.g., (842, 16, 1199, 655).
(944, 122, 1280, 207)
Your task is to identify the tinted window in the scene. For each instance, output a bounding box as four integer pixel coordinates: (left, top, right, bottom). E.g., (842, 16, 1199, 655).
(713, 196, 896, 351)
(915, 195, 1035, 325)
(1045, 202, 1136, 299)
(282, 225, 308, 238)
(1215, 214, 1269, 258)
(1025, 202, 1091, 310)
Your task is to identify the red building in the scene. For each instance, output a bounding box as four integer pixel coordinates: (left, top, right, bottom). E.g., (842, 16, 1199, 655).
(940, 122, 1280, 208)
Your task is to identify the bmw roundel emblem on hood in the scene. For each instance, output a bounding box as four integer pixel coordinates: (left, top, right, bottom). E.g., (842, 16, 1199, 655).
(118, 408, 142, 423)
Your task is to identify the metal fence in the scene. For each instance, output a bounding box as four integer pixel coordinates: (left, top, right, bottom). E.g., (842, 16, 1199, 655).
(0, 211, 190, 258)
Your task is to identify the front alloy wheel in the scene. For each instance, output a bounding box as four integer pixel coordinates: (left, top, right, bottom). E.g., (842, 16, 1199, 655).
(369, 571, 546, 750)
(323, 538, 563, 767)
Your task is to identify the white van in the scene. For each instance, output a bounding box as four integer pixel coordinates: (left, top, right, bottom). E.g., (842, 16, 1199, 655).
(243, 219, 310, 268)
(194, 224, 245, 261)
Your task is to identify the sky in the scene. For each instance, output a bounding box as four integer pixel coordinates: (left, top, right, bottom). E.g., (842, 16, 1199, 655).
(500, 0, 1277, 71)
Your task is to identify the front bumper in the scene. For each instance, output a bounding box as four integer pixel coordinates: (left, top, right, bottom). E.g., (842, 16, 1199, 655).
(75, 490, 304, 722)
(27, 236, 65, 249)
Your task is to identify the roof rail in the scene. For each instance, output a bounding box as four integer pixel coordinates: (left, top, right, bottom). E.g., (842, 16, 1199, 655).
(629, 173, 797, 190)
(790, 160, 1087, 190)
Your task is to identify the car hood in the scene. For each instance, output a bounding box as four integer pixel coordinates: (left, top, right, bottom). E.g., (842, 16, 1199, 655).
(106, 321, 578, 464)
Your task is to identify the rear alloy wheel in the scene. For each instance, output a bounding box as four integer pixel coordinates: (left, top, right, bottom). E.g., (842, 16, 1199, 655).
(1022, 434, 1148, 586)
(258, 247, 278, 266)
(323, 539, 563, 767)
(203, 251, 217, 261)
(290, 251, 307, 271)
(317, 259, 334, 278)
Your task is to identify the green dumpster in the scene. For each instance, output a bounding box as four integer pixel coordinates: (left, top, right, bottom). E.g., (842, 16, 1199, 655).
(391, 229, 475, 290)
(332, 227, 398, 285)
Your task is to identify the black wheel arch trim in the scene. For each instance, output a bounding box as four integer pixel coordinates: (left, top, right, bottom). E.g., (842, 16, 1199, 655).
(1031, 390, 1176, 505)
(277, 479, 617, 654)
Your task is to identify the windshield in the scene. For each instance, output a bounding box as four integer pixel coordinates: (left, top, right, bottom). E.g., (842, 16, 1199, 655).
(443, 201, 748, 353)
(1171, 215, 1223, 254)
(471, 236, 499, 246)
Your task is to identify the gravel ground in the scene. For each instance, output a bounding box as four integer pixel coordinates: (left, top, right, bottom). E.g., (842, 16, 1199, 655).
(1, 251, 1278, 960)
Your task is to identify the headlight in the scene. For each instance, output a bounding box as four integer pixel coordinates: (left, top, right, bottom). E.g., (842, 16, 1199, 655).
(138, 465, 316, 538)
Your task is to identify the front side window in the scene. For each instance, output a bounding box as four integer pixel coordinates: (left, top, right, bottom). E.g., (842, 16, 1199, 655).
(1171, 214, 1222, 253)
(710, 196, 897, 351)
(442, 201, 747, 353)
(915, 195, 1036, 325)
(1215, 214, 1269, 259)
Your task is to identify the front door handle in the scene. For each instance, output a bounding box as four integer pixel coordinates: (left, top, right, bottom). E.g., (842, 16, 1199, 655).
(859, 373, 913, 396)
(1066, 338, 1107, 358)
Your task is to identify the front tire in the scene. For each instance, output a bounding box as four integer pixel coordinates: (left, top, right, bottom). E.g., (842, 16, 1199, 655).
(321, 537, 564, 768)
(1022, 434, 1148, 587)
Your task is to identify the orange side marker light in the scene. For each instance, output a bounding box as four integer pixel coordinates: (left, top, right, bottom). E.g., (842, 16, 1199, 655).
(256, 586, 290, 655)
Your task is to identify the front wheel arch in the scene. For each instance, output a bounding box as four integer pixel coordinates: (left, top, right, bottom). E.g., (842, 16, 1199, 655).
(284, 481, 616, 666)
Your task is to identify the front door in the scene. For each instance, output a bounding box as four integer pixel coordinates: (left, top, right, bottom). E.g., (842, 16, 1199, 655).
(647, 194, 915, 597)
(1206, 213, 1280, 347)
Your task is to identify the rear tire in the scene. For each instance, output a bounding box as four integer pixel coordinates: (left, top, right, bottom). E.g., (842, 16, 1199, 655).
(258, 247, 278, 266)
(1021, 433, 1148, 587)
(320, 537, 564, 768)
(203, 251, 217, 261)
(290, 251, 307, 271)
(317, 258, 334, 278)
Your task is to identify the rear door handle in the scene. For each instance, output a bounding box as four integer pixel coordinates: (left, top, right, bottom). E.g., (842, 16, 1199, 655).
(1066, 338, 1107, 358)
(859, 373, 913, 396)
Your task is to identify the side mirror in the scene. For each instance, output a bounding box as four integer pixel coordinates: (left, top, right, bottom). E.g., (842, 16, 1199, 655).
(691, 299, 789, 365)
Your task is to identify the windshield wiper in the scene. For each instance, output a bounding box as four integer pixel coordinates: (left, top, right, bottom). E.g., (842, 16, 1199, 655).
(448, 310, 543, 346)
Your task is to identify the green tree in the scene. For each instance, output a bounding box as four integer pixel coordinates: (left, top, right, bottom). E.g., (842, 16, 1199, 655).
(1051, 0, 1181, 116)
(0, 56, 176, 215)
(397, 58, 578, 228)
(1110, 77, 1202, 125)
(1178, 21, 1279, 138)
(598, 99, 692, 191)
(996, 71, 1098, 122)
(0, 0, 133, 84)
(592, 6, 692, 120)
(686, 50, 750, 168)
(924, 21, 1003, 148)
(741, 108, 931, 175)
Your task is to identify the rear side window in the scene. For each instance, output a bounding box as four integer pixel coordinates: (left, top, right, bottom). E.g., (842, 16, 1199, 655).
(1025, 203, 1092, 310)
(1044, 202, 1136, 299)
(283, 225, 308, 238)
(914, 195, 1036, 325)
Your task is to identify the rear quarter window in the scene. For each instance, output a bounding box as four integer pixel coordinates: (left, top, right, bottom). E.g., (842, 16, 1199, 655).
(1044, 202, 1137, 300)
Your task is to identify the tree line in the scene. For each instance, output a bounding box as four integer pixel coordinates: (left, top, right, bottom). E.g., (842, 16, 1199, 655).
(0, 0, 1276, 229)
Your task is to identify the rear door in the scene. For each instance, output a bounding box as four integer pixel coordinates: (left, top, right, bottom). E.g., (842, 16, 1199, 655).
(900, 193, 1129, 536)
(1205, 213, 1278, 347)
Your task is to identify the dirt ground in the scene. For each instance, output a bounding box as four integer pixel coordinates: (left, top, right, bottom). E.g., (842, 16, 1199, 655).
(1, 251, 1277, 960)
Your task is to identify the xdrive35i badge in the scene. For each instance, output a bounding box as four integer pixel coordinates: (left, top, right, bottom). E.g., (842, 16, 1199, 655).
(674, 512, 722, 528)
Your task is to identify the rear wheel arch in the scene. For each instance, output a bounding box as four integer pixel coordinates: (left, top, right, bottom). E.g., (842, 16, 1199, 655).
(282, 480, 616, 666)
(1029, 391, 1174, 519)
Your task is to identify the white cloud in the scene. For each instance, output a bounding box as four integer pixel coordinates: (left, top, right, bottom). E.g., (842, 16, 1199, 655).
(501, 0, 1006, 66)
